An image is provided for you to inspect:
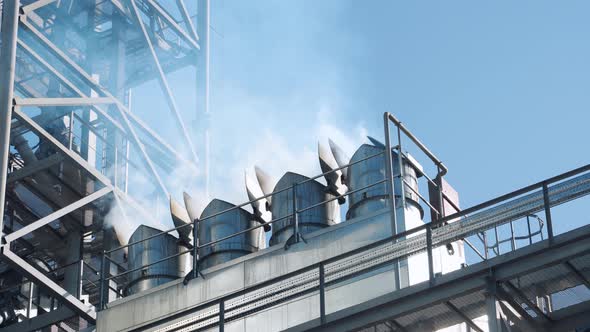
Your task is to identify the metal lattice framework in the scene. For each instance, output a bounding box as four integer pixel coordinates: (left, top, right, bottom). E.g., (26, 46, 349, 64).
(0, 0, 209, 330)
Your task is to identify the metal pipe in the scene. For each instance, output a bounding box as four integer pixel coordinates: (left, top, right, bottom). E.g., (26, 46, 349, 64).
(437, 166, 446, 219)
(0, 0, 20, 238)
(219, 301, 224, 332)
(403, 178, 440, 216)
(509, 221, 516, 251)
(383, 112, 401, 289)
(542, 183, 554, 241)
(385, 112, 448, 176)
(396, 126, 407, 210)
(319, 262, 326, 324)
(68, 111, 74, 150)
(99, 252, 106, 310)
(27, 282, 33, 318)
(426, 225, 434, 284)
(494, 226, 500, 256)
(192, 217, 199, 279)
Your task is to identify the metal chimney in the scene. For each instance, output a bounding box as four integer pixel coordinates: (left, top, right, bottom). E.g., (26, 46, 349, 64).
(125, 225, 179, 295)
(269, 172, 339, 246)
(199, 199, 261, 270)
(346, 144, 423, 220)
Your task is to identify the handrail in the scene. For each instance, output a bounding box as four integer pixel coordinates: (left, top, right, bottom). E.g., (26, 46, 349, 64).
(106, 150, 386, 254)
(104, 177, 391, 284)
(98, 106, 590, 315)
(433, 163, 590, 227)
(129, 163, 590, 331)
(385, 112, 448, 176)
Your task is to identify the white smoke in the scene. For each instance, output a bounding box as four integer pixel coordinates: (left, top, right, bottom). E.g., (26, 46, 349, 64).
(102, 102, 368, 248)
(218, 105, 368, 205)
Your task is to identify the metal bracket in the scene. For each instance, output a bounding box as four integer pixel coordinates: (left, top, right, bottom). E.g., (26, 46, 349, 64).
(284, 233, 307, 250)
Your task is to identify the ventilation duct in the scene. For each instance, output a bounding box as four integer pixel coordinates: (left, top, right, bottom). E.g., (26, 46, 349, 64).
(199, 199, 261, 270)
(346, 142, 422, 220)
(269, 172, 339, 246)
(125, 225, 179, 295)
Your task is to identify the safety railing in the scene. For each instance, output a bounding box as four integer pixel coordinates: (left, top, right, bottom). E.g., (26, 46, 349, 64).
(98, 147, 392, 308)
(95, 112, 480, 309)
(129, 162, 590, 332)
(96, 112, 590, 320)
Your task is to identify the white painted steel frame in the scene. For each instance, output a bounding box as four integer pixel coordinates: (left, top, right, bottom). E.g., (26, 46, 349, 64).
(0, 0, 208, 329)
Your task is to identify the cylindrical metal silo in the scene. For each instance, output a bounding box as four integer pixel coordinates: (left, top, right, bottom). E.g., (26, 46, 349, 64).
(199, 199, 261, 270)
(346, 144, 422, 220)
(125, 225, 179, 295)
(269, 172, 339, 246)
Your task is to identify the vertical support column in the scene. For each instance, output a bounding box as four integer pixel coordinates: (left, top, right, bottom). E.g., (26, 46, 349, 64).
(436, 167, 445, 219)
(63, 231, 83, 297)
(485, 276, 499, 332)
(219, 301, 225, 332)
(383, 113, 401, 290)
(0, 0, 20, 237)
(542, 183, 554, 242)
(319, 262, 326, 324)
(396, 126, 406, 211)
(27, 282, 34, 318)
(192, 217, 200, 280)
(99, 251, 106, 310)
(292, 184, 299, 243)
(426, 225, 434, 285)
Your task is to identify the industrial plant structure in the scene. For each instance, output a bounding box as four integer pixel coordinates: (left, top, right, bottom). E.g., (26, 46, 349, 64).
(1, 1, 590, 332)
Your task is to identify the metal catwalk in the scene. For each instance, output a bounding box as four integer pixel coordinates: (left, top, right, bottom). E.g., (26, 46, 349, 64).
(97, 163, 590, 332)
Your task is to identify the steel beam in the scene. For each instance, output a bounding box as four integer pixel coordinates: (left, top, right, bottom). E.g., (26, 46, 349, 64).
(13, 107, 115, 188)
(176, 0, 199, 41)
(445, 301, 483, 332)
(0, 306, 74, 332)
(496, 300, 539, 332)
(6, 153, 64, 184)
(563, 261, 590, 289)
(0, 248, 96, 322)
(504, 281, 552, 323)
(21, 0, 56, 13)
(496, 286, 541, 330)
(284, 224, 590, 332)
(129, 0, 200, 167)
(14, 97, 115, 107)
(0, 0, 20, 242)
(4, 187, 111, 242)
(144, 0, 199, 50)
(12, 106, 164, 228)
(548, 300, 590, 332)
(485, 277, 499, 332)
(16, 38, 193, 172)
(16, 39, 127, 134)
(19, 19, 196, 182)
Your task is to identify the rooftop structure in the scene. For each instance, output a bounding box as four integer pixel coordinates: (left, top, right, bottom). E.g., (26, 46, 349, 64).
(1, 2, 590, 332)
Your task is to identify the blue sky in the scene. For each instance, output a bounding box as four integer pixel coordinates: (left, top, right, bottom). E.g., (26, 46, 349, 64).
(131, 1, 590, 242)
